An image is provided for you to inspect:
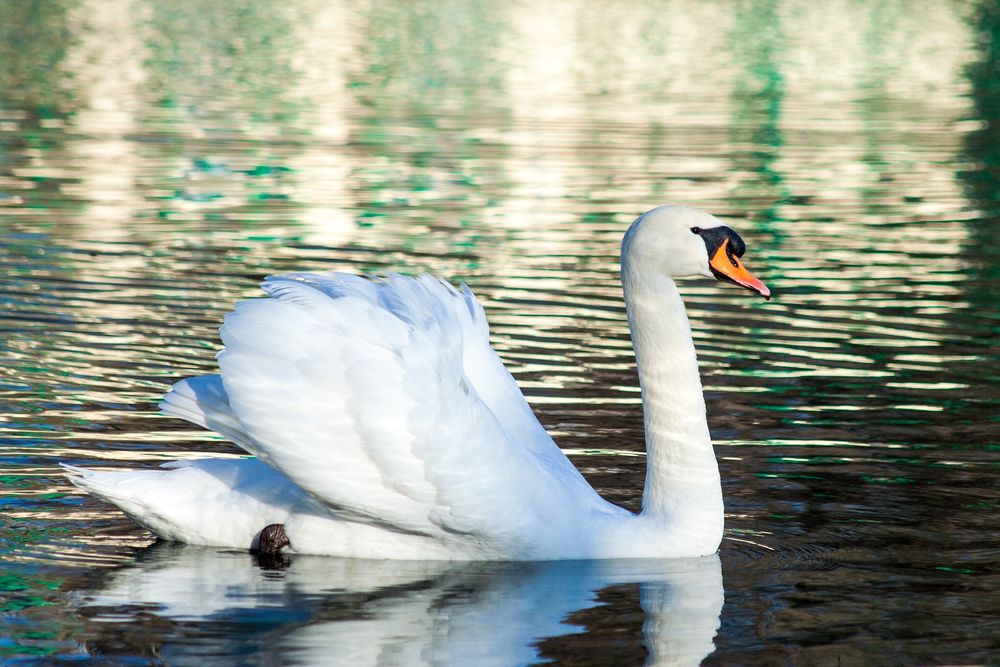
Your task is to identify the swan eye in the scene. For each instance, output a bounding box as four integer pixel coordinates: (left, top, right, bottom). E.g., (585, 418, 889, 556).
(690, 227, 702, 235)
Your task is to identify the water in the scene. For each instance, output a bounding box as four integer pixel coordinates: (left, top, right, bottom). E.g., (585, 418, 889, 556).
(2, 0, 999, 663)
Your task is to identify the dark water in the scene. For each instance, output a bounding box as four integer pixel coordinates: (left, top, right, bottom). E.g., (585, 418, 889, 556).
(2, 1, 999, 664)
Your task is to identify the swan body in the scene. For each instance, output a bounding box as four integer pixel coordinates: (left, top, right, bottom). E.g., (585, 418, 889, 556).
(66, 205, 769, 560)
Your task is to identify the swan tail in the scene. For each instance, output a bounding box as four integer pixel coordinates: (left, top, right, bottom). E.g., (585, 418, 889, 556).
(61, 458, 309, 548)
(62, 463, 192, 542)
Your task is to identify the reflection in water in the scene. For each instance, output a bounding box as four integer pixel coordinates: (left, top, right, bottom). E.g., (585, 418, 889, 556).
(728, 0, 787, 228)
(962, 0, 1000, 311)
(79, 546, 722, 666)
(143, 1, 299, 108)
(0, 0, 77, 112)
(1, 0, 999, 663)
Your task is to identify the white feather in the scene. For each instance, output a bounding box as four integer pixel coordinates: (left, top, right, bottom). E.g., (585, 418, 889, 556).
(65, 206, 761, 560)
(216, 273, 619, 556)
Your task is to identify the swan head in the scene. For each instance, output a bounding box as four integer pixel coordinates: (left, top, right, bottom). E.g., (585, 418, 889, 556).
(622, 205, 770, 299)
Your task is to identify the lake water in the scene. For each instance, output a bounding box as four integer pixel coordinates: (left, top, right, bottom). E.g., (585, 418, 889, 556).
(2, 1, 999, 664)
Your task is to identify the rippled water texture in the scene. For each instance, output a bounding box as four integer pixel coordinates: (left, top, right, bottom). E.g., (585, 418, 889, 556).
(2, 0, 999, 664)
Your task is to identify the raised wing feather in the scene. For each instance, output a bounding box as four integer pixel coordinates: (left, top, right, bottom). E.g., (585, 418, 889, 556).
(160, 374, 253, 450)
(216, 273, 611, 549)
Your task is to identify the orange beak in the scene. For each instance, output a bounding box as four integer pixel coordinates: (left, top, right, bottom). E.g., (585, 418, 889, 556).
(709, 239, 771, 300)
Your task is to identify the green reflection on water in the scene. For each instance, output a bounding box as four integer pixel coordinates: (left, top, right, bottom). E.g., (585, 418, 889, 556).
(357, 0, 508, 106)
(729, 0, 787, 229)
(0, 0, 78, 113)
(143, 1, 299, 115)
(962, 1, 1000, 311)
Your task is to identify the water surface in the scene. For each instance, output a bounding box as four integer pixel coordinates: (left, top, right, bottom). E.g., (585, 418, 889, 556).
(1, 0, 999, 664)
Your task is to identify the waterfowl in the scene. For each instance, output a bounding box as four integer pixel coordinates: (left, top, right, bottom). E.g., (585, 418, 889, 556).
(65, 205, 769, 560)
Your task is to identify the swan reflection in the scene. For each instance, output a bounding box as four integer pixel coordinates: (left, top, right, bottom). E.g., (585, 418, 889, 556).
(80, 545, 723, 666)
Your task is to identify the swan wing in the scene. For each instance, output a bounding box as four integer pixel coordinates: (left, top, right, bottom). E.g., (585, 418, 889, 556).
(159, 374, 254, 450)
(215, 273, 608, 550)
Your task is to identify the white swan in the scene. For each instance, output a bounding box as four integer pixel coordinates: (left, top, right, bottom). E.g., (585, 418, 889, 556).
(65, 205, 769, 560)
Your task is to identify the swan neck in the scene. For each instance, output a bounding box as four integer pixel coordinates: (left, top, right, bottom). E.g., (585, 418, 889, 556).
(621, 260, 723, 537)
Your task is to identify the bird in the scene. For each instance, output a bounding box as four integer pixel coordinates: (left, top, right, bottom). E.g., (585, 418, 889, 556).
(64, 205, 770, 560)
